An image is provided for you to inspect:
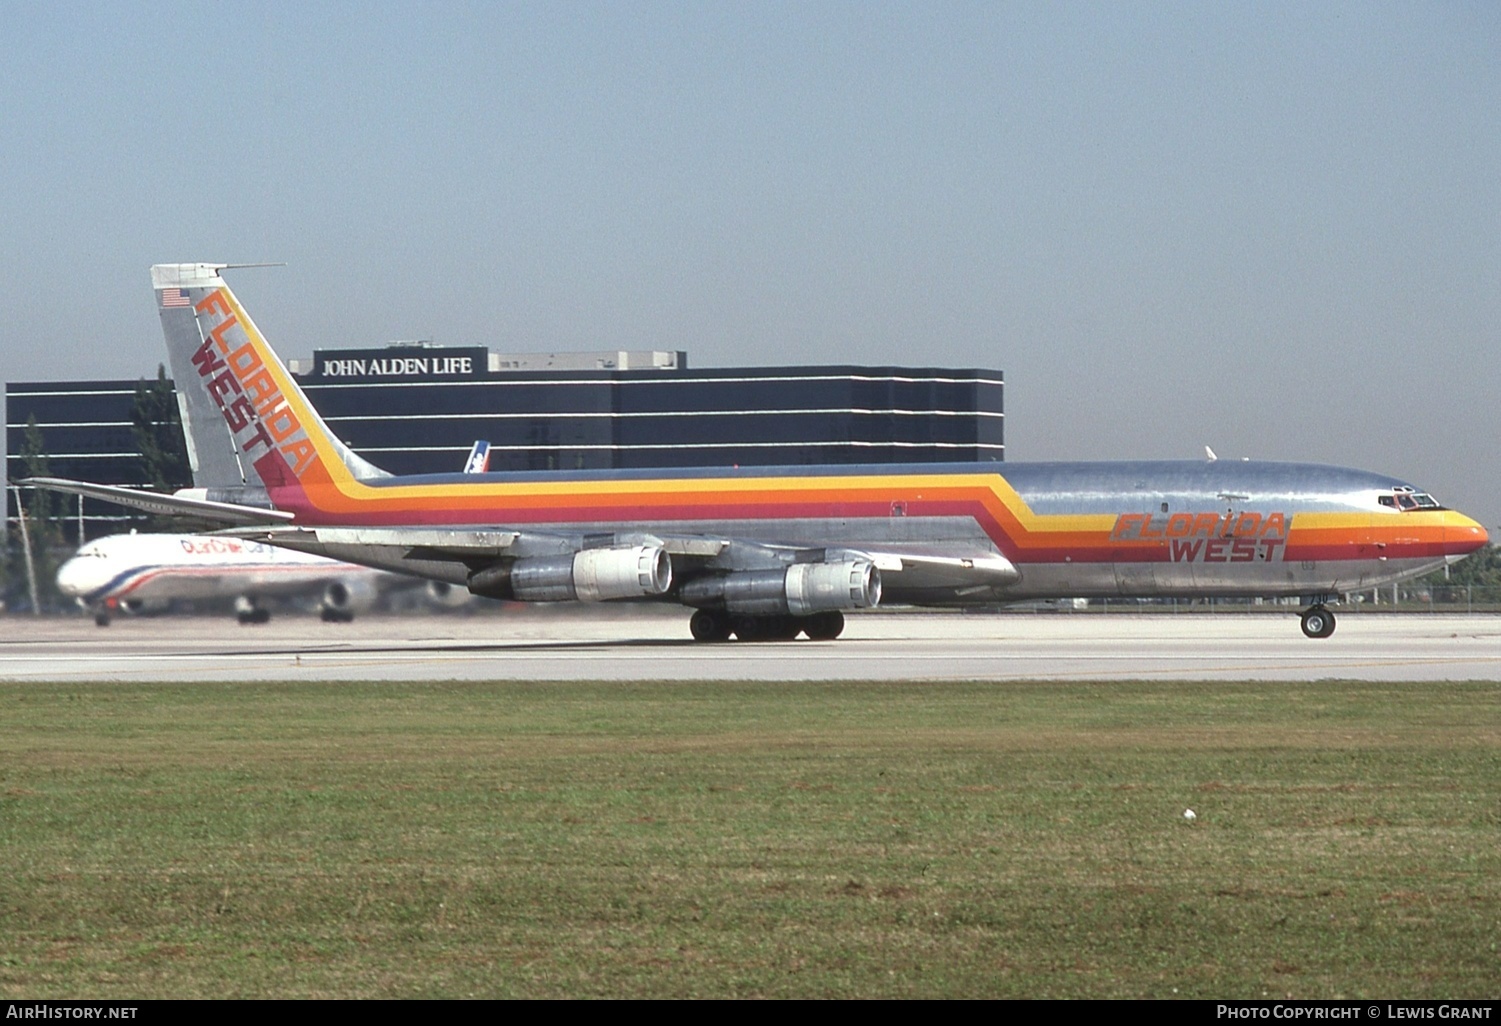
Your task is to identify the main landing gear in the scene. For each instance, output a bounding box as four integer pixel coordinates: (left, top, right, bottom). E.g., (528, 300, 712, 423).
(689, 608, 846, 642)
(1300, 605, 1336, 639)
(235, 596, 271, 625)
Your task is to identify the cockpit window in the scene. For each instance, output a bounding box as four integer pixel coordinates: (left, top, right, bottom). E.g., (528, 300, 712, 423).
(1382, 489, 1446, 511)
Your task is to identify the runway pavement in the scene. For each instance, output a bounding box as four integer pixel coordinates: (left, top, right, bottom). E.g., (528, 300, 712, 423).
(1, 609, 1498, 683)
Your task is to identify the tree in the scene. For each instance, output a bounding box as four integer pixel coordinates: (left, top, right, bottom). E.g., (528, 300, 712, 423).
(1427, 544, 1501, 586)
(6, 416, 67, 610)
(131, 364, 192, 493)
(1422, 543, 1501, 604)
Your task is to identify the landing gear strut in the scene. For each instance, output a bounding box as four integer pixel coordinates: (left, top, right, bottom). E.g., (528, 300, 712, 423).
(1300, 605, 1336, 639)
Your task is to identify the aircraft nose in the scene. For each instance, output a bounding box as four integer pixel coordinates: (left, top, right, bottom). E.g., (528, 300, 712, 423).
(55, 556, 93, 598)
(1444, 511, 1489, 560)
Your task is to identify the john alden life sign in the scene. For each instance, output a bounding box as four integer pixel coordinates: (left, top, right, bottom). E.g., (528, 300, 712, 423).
(313, 346, 489, 382)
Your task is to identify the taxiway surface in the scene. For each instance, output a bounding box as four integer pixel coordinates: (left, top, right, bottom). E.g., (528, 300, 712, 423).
(1, 610, 1498, 683)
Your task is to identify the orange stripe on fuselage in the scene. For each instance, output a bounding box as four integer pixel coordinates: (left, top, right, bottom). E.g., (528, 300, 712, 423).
(210, 287, 1478, 565)
(272, 462, 1475, 564)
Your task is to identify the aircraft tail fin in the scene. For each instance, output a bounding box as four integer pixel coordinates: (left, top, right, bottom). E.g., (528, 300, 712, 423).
(156, 265, 250, 489)
(152, 263, 390, 505)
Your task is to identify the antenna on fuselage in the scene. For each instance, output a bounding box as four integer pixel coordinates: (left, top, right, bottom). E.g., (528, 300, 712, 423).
(1205, 446, 1218, 462)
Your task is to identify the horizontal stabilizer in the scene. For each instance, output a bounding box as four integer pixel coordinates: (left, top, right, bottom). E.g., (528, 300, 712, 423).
(15, 477, 295, 526)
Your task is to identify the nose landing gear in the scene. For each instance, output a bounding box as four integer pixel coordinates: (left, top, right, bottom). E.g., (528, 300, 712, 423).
(1300, 605, 1336, 639)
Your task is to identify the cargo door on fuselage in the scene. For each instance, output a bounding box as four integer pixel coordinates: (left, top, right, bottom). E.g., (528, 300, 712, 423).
(1111, 503, 1170, 597)
(1145, 502, 1209, 595)
(1113, 557, 1160, 596)
(1184, 492, 1249, 594)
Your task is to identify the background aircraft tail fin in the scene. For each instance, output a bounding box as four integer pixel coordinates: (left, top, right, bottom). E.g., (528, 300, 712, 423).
(152, 263, 390, 501)
(464, 440, 491, 474)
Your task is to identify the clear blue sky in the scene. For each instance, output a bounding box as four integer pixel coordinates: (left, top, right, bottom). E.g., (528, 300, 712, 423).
(3, 2, 1497, 526)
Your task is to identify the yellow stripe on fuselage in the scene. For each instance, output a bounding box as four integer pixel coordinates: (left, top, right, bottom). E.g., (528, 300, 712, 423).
(218, 285, 1479, 557)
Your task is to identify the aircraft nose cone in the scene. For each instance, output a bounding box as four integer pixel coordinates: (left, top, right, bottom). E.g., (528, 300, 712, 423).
(55, 557, 92, 598)
(1445, 512, 1489, 558)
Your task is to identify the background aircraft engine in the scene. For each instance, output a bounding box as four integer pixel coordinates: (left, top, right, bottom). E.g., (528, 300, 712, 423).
(467, 545, 673, 602)
(424, 581, 472, 608)
(679, 560, 881, 615)
(118, 598, 171, 616)
(321, 576, 378, 620)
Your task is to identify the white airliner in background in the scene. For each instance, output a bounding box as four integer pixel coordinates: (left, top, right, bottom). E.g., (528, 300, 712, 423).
(52, 441, 492, 626)
(55, 531, 463, 626)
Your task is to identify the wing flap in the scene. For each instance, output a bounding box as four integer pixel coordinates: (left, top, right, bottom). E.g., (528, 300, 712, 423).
(661, 537, 728, 558)
(308, 526, 520, 555)
(860, 550, 1020, 589)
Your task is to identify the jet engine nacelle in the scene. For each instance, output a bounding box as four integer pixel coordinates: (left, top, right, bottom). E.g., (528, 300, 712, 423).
(321, 576, 379, 618)
(467, 545, 673, 602)
(678, 560, 881, 615)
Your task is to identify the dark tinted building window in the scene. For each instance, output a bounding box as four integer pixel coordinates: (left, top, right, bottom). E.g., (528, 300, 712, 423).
(7, 357, 1002, 541)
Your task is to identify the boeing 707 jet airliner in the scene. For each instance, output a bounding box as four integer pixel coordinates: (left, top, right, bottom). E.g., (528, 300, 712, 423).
(21, 263, 1488, 641)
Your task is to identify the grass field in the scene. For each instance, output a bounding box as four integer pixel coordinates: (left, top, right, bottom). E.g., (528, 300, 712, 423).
(1, 679, 1497, 998)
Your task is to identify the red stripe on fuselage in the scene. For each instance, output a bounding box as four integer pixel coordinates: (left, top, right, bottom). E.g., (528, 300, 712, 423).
(260, 456, 1471, 567)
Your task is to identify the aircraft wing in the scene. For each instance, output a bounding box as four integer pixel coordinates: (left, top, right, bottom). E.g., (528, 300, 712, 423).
(217, 523, 1018, 601)
(22, 472, 1019, 601)
(15, 477, 294, 526)
(220, 524, 689, 578)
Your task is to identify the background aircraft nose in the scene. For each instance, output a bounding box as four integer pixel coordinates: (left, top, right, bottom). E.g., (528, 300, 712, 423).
(54, 556, 93, 597)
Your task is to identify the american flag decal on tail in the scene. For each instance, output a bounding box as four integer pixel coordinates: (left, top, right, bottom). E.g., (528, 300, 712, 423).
(160, 288, 191, 308)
